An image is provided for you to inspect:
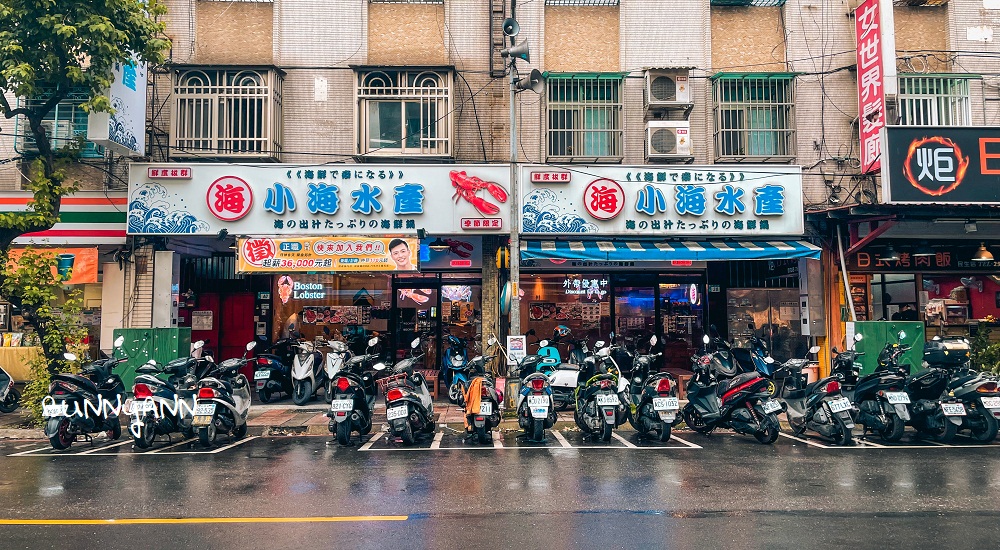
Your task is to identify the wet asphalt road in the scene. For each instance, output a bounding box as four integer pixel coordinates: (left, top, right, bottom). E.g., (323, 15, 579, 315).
(2, 429, 1000, 549)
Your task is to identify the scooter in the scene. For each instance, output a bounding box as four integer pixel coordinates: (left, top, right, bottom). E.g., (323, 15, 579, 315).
(327, 336, 381, 446)
(925, 336, 1000, 443)
(881, 330, 961, 443)
(444, 335, 470, 405)
(0, 363, 20, 413)
(682, 346, 782, 444)
(777, 345, 855, 445)
(322, 334, 352, 405)
(574, 337, 630, 442)
(711, 323, 778, 382)
(254, 338, 296, 403)
(547, 334, 590, 411)
(191, 341, 254, 447)
(495, 334, 555, 442)
(627, 335, 678, 442)
(291, 338, 326, 405)
(43, 336, 128, 450)
(384, 337, 435, 445)
(128, 355, 201, 449)
(463, 339, 502, 444)
(832, 334, 911, 443)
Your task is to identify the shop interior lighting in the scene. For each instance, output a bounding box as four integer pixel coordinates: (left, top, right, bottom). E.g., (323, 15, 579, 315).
(971, 242, 994, 262)
(912, 242, 935, 257)
(429, 238, 450, 251)
(882, 245, 900, 262)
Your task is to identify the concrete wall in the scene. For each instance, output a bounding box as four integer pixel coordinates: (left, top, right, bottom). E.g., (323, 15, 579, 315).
(194, 2, 273, 65)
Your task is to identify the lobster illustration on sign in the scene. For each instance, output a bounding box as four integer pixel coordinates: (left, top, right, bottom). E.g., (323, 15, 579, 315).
(449, 170, 508, 216)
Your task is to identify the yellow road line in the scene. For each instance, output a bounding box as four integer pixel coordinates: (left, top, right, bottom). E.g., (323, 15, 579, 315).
(0, 515, 408, 526)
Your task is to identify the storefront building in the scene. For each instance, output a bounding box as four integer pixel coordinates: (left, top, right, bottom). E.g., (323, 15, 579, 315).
(127, 163, 510, 368)
(516, 165, 822, 369)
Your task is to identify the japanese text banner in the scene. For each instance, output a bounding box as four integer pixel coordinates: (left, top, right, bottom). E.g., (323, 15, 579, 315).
(519, 165, 804, 236)
(237, 237, 419, 273)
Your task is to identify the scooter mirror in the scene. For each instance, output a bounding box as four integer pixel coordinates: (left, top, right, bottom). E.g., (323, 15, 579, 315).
(63, 352, 77, 362)
(650, 335, 658, 346)
(411, 338, 420, 349)
(808, 346, 821, 354)
(831, 347, 840, 354)
(114, 335, 125, 348)
(854, 333, 864, 342)
(373, 362, 386, 371)
(488, 336, 497, 346)
(609, 332, 615, 340)
(897, 330, 907, 340)
(764, 356, 775, 364)
(702, 334, 711, 345)
(367, 337, 379, 348)
(193, 340, 205, 350)
(539, 340, 549, 348)
(246, 341, 257, 351)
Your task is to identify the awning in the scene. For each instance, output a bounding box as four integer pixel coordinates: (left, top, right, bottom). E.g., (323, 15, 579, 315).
(520, 240, 821, 261)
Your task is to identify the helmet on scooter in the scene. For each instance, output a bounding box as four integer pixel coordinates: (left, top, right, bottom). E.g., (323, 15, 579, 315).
(553, 325, 571, 339)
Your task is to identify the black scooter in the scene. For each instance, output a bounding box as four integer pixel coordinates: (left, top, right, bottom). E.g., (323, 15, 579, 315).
(776, 345, 855, 445)
(0, 363, 20, 413)
(384, 338, 435, 445)
(833, 334, 910, 442)
(926, 336, 1000, 443)
(254, 338, 296, 403)
(328, 336, 382, 446)
(43, 337, 128, 450)
(463, 339, 502, 445)
(881, 331, 961, 443)
(627, 335, 678, 442)
(682, 345, 782, 444)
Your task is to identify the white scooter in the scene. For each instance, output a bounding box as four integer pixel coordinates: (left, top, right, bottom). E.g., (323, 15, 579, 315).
(322, 340, 351, 404)
(0, 362, 20, 414)
(291, 339, 326, 406)
(384, 338, 435, 445)
(192, 341, 254, 447)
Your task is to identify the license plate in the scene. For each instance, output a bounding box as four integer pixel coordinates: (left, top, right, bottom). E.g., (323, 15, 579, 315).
(386, 405, 408, 421)
(530, 407, 548, 419)
(194, 403, 216, 416)
(885, 392, 910, 404)
(43, 403, 67, 417)
(254, 370, 270, 380)
(132, 400, 156, 414)
(828, 398, 852, 414)
(330, 400, 353, 412)
(941, 402, 967, 416)
(653, 397, 679, 411)
(479, 402, 492, 415)
(981, 397, 1000, 409)
(527, 396, 549, 407)
(762, 399, 782, 414)
(596, 394, 620, 407)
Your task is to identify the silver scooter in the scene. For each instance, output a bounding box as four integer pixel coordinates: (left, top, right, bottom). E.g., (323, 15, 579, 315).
(192, 341, 254, 447)
(291, 339, 326, 406)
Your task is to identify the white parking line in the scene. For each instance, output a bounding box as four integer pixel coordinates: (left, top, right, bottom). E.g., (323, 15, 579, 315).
(855, 439, 886, 448)
(492, 432, 503, 448)
(145, 437, 197, 453)
(550, 430, 573, 448)
(611, 432, 637, 448)
(7, 445, 52, 457)
(429, 432, 443, 450)
(13, 443, 35, 449)
(358, 431, 384, 451)
(669, 434, 703, 449)
(76, 440, 133, 455)
(778, 432, 830, 448)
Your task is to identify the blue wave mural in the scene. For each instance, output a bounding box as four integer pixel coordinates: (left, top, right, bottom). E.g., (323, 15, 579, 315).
(521, 189, 597, 233)
(129, 184, 210, 234)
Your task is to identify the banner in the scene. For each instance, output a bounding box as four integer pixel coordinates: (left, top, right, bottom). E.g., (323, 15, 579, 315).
(6, 247, 99, 284)
(237, 237, 419, 273)
(882, 126, 1000, 204)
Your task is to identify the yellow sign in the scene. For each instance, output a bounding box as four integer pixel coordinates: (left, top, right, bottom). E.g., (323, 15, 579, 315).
(237, 237, 419, 273)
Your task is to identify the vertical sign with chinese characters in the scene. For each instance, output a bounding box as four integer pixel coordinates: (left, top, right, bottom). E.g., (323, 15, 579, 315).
(855, 0, 885, 174)
(87, 57, 147, 156)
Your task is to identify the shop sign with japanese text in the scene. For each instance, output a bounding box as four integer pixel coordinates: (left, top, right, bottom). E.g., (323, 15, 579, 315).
(849, 242, 1000, 272)
(881, 126, 1000, 204)
(519, 165, 803, 236)
(127, 164, 511, 236)
(855, 0, 885, 174)
(237, 236, 419, 273)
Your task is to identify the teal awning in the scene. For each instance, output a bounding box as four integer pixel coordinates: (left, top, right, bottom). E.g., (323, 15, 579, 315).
(520, 239, 821, 261)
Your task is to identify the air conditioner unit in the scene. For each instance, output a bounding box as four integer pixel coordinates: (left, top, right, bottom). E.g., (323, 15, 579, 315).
(645, 69, 691, 107)
(21, 119, 74, 153)
(646, 121, 692, 158)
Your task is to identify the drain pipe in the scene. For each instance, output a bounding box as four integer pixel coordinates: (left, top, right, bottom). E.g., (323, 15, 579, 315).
(837, 225, 857, 323)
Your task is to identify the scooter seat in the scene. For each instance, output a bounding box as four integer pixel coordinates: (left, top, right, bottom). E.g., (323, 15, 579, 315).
(784, 389, 808, 401)
(555, 363, 581, 371)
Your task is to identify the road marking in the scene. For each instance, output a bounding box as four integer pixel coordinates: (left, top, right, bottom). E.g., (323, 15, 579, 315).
(855, 439, 886, 448)
(357, 431, 384, 451)
(778, 432, 830, 448)
(492, 432, 503, 448)
(14, 443, 35, 449)
(8, 445, 56, 457)
(205, 436, 257, 454)
(145, 437, 197, 454)
(611, 432, 637, 448)
(550, 430, 573, 448)
(0, 515, 409, 526)
(430, 432, 443, 450)
(76, 440, 133, 455)
(669, 434, 703, 449)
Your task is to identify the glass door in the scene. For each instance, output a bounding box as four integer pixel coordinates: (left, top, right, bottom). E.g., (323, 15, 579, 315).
(393, 278, 438, 369)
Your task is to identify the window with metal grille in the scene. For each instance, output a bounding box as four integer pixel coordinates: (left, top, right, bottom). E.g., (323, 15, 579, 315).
(14, 90, 105, 159)
(897, 76, 971, 126)
(546, 75, 623, 162)
(171, 68, 283, 159)
(357, 69, 452, 157)
(713, 75, 795, 161)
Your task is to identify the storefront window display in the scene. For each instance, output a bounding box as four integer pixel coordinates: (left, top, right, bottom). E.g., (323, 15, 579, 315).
(521, 274, 612, 358)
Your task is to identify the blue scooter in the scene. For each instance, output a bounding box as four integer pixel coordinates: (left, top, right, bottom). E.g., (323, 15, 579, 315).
(443, 335, 470, 405)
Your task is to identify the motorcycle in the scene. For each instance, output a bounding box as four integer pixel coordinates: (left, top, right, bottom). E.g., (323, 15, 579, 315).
(709, 324, 778, 384)
(495, 334, 555, 443)
(573, 337, 630, 442)
(776, 345, 855, 445)
(327, 336, 381, 446)
(291, 338, 326, 405)
(43, 336, 128, 450)
(384, 337, 435, 445)
(0, 362, 20, 413)
(321, 332, 352, 405)
(682, 341, 782, 444)
(128, 354, 203, 449)
(444, 334, 471, 405)
(192, 341, 254, 447)
(832, 334, 910, 443)
(547, 333, 591, 411)
(880, 330, 961, 443)
(463, 338, 502, 444)
(254, 337, 296, 403)
(627, 335, 679, 442)
(925, 336, 1000, 443)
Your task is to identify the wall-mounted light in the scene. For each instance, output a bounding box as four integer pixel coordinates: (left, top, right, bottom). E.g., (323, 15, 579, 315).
(971, 242, 994, 262)
(883, 245, 900, 262)
(912, 241, 934, 257)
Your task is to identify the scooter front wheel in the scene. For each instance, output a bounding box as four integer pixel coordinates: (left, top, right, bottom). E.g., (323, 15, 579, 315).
(448, 383, 464, 405)
(0, 388, 20, 413)
(292, 380, 312, 406)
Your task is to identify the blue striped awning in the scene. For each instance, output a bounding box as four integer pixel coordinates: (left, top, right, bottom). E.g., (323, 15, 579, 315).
(520, 240, 821, 261)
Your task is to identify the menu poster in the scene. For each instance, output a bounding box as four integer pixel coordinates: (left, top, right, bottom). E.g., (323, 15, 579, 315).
(848, 274, 870, 321)
(528, 302, 556, 320)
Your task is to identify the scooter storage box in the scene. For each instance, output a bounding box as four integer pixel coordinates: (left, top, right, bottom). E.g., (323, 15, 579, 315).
(923, 338, 970, 367)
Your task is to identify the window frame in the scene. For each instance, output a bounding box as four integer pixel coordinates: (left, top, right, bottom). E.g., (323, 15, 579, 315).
(356, 69, 453, 158)
(545, 74, 624, 163)
(170, 67, 283, 160)
(14, 89, 105, 159)
(712, 74, 796, 162)
(897, 75, 973, 127)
